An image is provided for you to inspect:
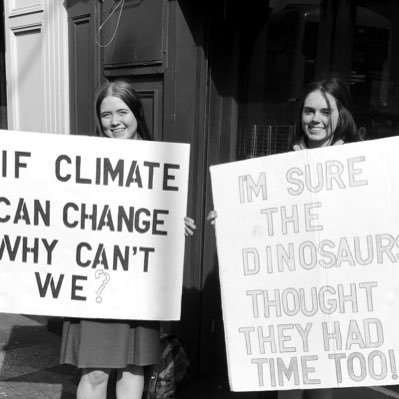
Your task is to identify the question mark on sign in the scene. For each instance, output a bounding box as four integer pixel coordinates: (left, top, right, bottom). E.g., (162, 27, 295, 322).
(95, 270, 110, 303)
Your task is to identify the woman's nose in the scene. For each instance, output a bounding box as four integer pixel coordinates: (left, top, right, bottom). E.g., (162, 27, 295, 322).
(312, 112, 322, 123)
(111, 115, 120, 126)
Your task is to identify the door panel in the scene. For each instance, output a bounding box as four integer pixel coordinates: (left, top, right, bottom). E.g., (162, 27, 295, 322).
(127, 79, 163, 141)
(67, 0, 101, 136)
(99, 0, 166, 141)
(102, 0, 167, 74)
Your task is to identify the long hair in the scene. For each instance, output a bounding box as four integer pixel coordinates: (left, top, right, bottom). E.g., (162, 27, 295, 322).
(95, 79, 154, 141)
(293, 75, 360, 146)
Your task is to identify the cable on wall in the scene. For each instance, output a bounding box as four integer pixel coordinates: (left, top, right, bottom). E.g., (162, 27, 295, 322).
(96, 0, 126, 48)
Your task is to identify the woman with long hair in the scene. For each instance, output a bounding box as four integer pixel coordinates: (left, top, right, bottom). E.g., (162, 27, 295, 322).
(61, 79, 195, 399)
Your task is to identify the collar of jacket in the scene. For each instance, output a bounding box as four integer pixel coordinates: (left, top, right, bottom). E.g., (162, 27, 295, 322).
(292, 137, 344, 151)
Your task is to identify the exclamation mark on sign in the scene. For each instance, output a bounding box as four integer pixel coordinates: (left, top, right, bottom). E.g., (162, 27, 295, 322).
(389, 350, 398, 380)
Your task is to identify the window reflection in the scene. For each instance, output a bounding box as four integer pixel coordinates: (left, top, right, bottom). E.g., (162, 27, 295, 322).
(238, 0, 399, 160)
(352, 1, 398, 140)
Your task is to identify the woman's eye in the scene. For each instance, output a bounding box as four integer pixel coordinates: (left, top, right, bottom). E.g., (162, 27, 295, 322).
(101, 114, 111, 119)
(321, 110, 331, 116)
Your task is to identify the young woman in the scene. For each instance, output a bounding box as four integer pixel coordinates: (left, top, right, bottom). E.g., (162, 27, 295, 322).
(208, 75, 362, 398)
(208, 75, 360, 220)
(291, 74, 360, 150)
(279, 77, 361, 399)
(60, 79, 196, 399)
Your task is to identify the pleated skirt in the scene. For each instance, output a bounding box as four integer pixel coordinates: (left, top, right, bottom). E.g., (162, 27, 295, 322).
(60, 318, 160, 368)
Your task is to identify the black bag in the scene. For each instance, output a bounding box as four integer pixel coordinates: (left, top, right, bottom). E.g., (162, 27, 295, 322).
(143, 335, 189, 399)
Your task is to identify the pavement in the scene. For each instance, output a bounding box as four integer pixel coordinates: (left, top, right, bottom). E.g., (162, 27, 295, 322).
(0, 313, 78, 398)
(1, 312, 399, 399)
(0, 312, 277, 399)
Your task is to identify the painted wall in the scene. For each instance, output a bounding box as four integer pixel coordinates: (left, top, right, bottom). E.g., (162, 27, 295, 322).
(4, 0, 70, 134)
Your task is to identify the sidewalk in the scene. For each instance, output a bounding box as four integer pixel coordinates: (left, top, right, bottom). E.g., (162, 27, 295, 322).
(0, 313, 78, 398)
(0, 312, 269, 399)
(1, 312, 399, 399)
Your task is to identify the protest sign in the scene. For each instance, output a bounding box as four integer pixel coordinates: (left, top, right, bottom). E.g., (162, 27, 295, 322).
(210, 137, 399, 391)
(0, 129, 189, 320)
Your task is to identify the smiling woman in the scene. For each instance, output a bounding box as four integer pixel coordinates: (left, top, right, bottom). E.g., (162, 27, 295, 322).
(292, 75, 361, 150)
(301, 90, 339, 148)
(278, 76, 364, 399)
(95, 80, 153, 141)
(60, 79, 196, 399)
(100, 96, 139, 140)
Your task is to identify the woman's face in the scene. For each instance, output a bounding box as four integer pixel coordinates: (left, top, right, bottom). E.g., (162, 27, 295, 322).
(301, 89, 339, 148)
(100, 96, 138, 140)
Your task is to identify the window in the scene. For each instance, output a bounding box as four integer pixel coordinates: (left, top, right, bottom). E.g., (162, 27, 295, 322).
(238, 0, 399, 159)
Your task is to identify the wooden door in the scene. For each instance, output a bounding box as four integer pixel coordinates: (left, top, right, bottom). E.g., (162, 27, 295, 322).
(66, 0, 211, 375)
(67, 0, 102, 136)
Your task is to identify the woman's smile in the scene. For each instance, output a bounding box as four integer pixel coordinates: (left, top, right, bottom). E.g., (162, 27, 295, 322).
(100, 96, 138, 140)
(111, 127, 127, 137)
(307, 125, 326, 134)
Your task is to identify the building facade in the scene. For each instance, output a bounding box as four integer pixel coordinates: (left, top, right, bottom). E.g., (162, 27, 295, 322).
(3, 0, 399, 397)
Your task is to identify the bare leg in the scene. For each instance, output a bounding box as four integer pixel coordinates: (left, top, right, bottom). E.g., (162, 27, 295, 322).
(116, 364, 144, 399)
(278, 390, 303, 399)
(77, 368, 110, 399)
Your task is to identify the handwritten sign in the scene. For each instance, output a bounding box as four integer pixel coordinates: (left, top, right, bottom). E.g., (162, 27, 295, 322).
(0, 129, 189, 320)
(210, 137, 399, 391)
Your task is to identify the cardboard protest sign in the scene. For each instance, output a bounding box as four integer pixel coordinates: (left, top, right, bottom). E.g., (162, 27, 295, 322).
(0, 129, 189, 320)
(210, 137, 399, 391)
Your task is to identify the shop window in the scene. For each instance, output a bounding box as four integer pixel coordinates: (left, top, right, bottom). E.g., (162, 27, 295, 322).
(351, 1, 398, 140)
(238, 0, 323, 159)
(237, 0, 399, 160)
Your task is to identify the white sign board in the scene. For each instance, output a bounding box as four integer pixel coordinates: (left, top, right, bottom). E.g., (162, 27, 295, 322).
(210, 137, 399, 391)
(0, 129, 189, 320)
